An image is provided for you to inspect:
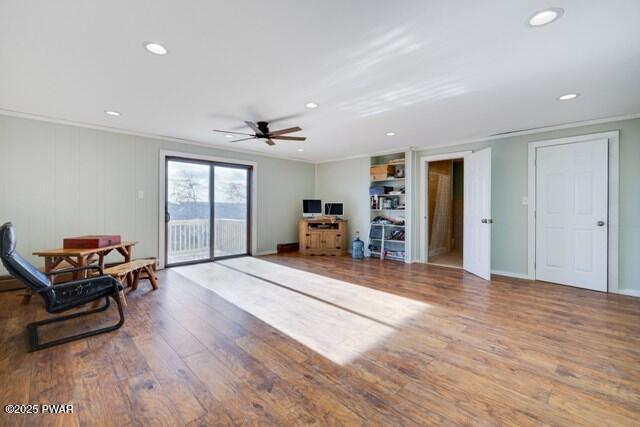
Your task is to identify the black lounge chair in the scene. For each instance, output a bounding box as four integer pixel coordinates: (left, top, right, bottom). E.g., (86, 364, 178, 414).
(0, 222, 125, 352)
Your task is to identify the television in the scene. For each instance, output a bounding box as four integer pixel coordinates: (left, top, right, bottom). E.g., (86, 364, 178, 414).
(325, 202, 344, 216)
(302, 199, 322, 217)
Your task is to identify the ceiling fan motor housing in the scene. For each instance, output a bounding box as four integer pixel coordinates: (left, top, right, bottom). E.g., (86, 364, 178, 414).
(256, 121, 270, 136)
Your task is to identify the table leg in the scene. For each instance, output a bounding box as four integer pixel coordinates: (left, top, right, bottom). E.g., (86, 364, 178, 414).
(124, 244, 134, 287)
(145, 265, 158, 290)
(72, 256, 87, 280)
(132, 269, 141, 290)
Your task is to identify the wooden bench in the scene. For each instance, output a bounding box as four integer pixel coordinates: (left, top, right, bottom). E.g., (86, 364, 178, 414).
(105, 259, 158, 295)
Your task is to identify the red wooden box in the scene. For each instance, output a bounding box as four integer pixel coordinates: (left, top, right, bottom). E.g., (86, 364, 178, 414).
(63, 235, 122, 249)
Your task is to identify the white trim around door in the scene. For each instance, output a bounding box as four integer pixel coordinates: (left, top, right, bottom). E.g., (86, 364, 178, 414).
(527, 131, 619, 292)
(418, 151, 473, 264)
(158, 150, 258, 270)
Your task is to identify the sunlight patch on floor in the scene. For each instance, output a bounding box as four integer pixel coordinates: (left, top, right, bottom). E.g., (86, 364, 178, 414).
(174, 259, 427, 365)
(220, 257, 427, 325)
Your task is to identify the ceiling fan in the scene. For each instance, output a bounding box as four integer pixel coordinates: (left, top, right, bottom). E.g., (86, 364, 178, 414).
(213, 121, 306, 146)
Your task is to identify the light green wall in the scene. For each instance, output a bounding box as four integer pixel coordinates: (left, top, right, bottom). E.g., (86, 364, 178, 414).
(316, 157, 371, 246)
(3, 114, 639, 291)
(0, 114, 315, 274)
(414, 117, 640, 291)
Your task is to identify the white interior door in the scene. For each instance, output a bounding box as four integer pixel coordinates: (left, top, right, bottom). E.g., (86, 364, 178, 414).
(463, 148, 492, 280)
(535, 139, 608, 291)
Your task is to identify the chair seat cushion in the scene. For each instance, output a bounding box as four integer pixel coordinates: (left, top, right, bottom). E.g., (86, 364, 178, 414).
(50, 277, 123, 313)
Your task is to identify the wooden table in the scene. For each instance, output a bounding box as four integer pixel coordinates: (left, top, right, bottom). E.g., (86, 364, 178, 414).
(26, 241, 138, 304)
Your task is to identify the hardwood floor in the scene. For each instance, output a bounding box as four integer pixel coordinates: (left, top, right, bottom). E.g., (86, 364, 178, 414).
(1, 254, 640, 426)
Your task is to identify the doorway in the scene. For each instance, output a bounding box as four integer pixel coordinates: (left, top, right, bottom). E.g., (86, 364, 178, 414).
(427, 159, 464, 268)
(165, 157, 252, 267)
(420, 149, 492, 279)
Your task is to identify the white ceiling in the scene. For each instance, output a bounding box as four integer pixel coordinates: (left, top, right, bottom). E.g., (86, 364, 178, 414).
(1, 0, 639, 162)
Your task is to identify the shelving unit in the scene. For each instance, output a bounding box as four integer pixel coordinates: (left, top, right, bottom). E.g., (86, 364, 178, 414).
(368, 152, 409, 262)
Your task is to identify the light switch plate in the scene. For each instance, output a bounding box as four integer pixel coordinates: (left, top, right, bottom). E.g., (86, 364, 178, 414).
(138, 190, 145, 200)
(521, 196, 528, 205)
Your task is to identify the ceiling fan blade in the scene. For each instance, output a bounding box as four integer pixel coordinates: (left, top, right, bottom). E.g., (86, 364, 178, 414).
(270, 136, 306, 141)
(213, 129, 255, 136)
(265, 139, 276, 146)
(268, 126, 302, 137)
(230, 137, 256, 143)
(244, 121, 264, 136)
(266, 112, 304, 124)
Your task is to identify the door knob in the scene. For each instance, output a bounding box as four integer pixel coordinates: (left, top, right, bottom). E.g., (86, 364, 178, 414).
(481, 218, 488, 224)
(597, 221, 606, 227)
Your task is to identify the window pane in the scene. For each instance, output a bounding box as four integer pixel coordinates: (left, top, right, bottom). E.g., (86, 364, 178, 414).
(167, 161, 211, 264)
(214, 166, 248, 257)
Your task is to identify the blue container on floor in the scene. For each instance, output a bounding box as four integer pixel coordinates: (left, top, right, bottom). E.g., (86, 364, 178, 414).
(352, 233, 365, 259)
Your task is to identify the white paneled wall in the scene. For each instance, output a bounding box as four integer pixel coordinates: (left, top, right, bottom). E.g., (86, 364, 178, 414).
(0, 115, 315, 274)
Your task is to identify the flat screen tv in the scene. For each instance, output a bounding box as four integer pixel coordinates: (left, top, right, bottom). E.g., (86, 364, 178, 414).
(303, 199, 322, 217)
(324, 203, 344, 216)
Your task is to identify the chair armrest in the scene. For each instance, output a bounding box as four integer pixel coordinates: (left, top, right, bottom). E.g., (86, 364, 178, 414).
(45, 264, 104, 277)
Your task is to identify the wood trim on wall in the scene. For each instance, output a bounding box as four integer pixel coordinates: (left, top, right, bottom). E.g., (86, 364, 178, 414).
(0, 277, 23, 292)
(527, 131, 620, 292)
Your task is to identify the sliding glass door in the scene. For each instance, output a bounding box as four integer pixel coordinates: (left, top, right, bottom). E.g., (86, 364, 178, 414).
(165, 158, 251, 266)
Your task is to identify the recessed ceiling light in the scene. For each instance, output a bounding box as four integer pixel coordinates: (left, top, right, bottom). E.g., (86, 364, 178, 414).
(528, 8, 564, 27)
(225, 134, 234, 138)
(385, 132, 396, 136)
(143, 42, 168, 55)
(305, 102, 319, 109)
(297, 148, 304, 152)
(558, 93, 579, 101)
(105, 110, 121, 116)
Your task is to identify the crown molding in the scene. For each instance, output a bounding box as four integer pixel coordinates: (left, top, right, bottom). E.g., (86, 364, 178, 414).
(316, 145, 416, 164)
(0, 108, 314, 164)
(411, 112, 640, 153)
(3, 108, 639, 165)
(315, 112, 640, 164)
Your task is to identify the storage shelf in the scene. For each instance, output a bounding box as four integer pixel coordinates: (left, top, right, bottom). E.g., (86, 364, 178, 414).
(370, 178, 405, 183)
(370, 162, 405, 168)
(369, 252, 405, 261)
(369, 151, 409, 264)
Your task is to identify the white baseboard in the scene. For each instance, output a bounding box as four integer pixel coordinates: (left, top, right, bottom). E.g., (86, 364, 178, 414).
(614, 289, 640, 298)
(491, 270, 531, 280)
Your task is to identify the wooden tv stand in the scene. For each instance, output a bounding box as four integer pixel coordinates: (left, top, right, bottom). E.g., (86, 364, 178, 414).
(299, 218, 348, 256)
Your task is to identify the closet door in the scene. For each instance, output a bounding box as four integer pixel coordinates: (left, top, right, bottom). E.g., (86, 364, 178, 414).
(535, 139, 608, 291)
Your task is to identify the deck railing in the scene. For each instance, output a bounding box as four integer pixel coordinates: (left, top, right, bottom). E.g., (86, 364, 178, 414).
(167, 218, 246, 263)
